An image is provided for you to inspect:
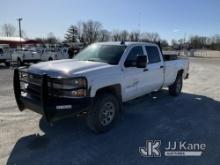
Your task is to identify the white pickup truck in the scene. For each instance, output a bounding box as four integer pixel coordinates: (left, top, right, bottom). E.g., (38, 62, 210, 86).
(40, 48, 68, 61)
(40, 47, 79, 61)
(0, 44, 11, 67)
(14, 42, 189, 133)
(11, 48, 41, 66)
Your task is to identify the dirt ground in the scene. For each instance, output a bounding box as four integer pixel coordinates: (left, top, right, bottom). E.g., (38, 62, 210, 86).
(0, 57, 220, 165)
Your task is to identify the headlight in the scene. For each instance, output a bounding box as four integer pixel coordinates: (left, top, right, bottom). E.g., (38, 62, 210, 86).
(51, 78, 87, 89)
(49, 77, 88, 98)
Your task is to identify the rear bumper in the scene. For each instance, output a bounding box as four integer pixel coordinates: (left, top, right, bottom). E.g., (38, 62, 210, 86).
(13, 68, 92, 122)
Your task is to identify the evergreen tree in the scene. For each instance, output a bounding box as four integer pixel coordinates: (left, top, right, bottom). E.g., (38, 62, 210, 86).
(65, 25, 79, 42)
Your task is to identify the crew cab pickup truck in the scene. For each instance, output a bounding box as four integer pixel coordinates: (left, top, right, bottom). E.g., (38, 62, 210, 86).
(13, 42, 189, 133)
(11, 48, 41, 66)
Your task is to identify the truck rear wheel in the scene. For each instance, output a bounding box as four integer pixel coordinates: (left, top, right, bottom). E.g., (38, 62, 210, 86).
(169, 73, 183, 96)
(87, 93, 120, 133)
(17, 58, 23, 66)
(4, 61, 10, 67)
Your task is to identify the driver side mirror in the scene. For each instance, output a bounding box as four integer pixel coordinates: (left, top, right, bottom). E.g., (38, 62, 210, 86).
(136, 55, 147, 68)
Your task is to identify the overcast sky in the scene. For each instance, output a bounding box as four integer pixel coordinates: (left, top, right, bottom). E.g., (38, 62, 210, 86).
(1, 0, 220, 42)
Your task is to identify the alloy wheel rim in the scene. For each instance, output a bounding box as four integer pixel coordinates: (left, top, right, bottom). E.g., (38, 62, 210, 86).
(99, 101, 115, 126)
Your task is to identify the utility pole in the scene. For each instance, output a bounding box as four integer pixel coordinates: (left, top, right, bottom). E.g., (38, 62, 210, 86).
(17, 18, 22, 48)
(138, 11, 142, 41)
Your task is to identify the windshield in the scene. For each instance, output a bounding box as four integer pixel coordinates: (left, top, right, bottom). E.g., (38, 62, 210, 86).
(74, 44, 127, 65)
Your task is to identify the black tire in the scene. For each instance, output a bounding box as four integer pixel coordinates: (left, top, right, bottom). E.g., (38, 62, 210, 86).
(87, 93, 120, 133)
(169, 73, 183, 96)
(4, 61, 10, 67)
(17, 58, 23, 66)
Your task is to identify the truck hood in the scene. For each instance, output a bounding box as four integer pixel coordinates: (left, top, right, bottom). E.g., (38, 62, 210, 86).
(28, 59, 111, 77)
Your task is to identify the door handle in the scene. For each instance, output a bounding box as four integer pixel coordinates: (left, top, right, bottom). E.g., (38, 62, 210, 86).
(143, 68, 148, 72)
(160, 66, 164, 68)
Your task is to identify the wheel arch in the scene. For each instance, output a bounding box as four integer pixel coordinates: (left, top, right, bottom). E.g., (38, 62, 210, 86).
(94, 84, 122, 101)
(177, 69, 184, 76)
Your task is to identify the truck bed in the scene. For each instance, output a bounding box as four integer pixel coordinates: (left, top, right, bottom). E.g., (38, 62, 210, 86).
(163, 57, 189, 86)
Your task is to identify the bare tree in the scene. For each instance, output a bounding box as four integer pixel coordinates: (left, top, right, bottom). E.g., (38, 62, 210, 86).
(141, 32, 160, 42)
(82, 20, 102, 43)
(129, 31, 140, 41)
(77, 21, 84, 42)
(189, 36, 208, 49)
(1, 24, 16, 37)
(120, 30, 129, 41)
(111, 30, 121, 41)
(98, 29, 110, 42)
(160, 40, 169, 48)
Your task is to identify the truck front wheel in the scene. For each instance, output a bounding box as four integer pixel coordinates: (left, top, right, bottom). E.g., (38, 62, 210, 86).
(169, 73, 183, 96)
(87, 93, 120, 133)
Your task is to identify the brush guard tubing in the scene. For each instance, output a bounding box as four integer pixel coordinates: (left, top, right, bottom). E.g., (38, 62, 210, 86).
(13, 68, 24, 111)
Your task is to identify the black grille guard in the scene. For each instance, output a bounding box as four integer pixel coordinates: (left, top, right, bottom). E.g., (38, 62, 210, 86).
(13, 67, 50, 121)
(13, 67, 92, 123)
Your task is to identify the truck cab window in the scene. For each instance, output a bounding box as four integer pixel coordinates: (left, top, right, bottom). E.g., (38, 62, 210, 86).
(145, 46, 161, 64)
(124, 46, 144, 67)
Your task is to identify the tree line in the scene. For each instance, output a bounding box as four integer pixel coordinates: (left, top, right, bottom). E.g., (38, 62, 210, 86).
(171, 35, 220, 50)
(1, 21, 220, 50)
(64, 20, 168, 46)
(64, 20, 220, 50)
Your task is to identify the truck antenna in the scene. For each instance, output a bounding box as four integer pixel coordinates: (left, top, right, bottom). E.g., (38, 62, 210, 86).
(157, 41, 163, 54)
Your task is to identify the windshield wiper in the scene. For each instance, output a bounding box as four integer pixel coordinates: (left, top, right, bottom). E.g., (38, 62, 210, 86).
(87, 59, 98, 62)
(86, 59, 107, 63)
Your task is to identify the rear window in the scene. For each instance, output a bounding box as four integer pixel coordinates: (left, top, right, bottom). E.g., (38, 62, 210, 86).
(145, 46, 161, 64)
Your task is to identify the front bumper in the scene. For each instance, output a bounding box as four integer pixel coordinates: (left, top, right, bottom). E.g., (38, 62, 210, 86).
(13, 67, 92, 122)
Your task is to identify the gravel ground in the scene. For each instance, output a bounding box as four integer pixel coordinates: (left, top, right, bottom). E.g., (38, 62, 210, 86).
(0, 58, 220, 165)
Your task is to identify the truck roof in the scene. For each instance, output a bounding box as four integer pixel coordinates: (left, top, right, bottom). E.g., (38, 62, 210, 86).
(96, 41, 158, 47)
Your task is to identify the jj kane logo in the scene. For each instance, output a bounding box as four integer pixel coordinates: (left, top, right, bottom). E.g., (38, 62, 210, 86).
(139, 140, 161, 157)
(139, 140, 206, 157)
